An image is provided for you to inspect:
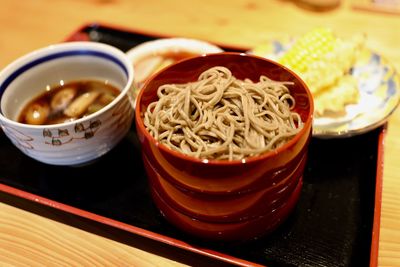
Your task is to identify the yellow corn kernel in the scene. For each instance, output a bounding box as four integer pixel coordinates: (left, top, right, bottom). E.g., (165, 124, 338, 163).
(279, 28, 364, 94)
(279, 28, 336, 73)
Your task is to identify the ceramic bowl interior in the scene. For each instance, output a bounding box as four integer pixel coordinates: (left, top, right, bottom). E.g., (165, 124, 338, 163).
(126, 37, 223, 106)
(1, 42, 130, 122)
(126, 37, 223, 64)
(135, 52, 313, 241)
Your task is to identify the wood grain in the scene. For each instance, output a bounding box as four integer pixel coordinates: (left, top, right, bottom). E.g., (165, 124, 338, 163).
(0, 0, 399, 266)
(0, 201, 186, 266)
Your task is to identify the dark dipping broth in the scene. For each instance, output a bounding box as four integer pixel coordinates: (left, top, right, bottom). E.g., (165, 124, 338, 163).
(18, 80, 120, 125)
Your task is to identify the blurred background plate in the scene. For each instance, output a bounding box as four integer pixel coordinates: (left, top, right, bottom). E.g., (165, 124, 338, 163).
(251, 39, 400, 138)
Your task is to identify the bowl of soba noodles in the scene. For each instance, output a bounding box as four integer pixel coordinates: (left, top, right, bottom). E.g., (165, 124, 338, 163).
(0, 42, 135, 166)
(135, 52, 313, 241)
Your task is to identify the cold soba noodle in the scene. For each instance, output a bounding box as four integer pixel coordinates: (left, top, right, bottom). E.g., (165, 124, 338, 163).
(144, 66, 303, 160)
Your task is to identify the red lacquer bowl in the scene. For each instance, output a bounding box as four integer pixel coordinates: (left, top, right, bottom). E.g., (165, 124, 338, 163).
(135, 52, 313, 241)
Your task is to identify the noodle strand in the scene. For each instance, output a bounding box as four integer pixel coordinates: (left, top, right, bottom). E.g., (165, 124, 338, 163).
(144, 66, 303, 160)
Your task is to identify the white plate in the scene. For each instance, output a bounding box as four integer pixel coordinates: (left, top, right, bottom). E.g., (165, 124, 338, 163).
(251, 40, 400, 138)
(126, 38, 223, 63)
(126, 38, 223, 108)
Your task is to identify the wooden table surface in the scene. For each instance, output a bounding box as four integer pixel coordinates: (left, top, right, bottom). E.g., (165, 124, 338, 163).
(0, 0, 399, 266)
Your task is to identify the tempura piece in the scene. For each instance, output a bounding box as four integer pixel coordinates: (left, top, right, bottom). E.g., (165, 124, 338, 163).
(278, 28, 365, 116)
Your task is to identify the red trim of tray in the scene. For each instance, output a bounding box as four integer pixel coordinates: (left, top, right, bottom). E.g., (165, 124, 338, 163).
(0, 183, 261, 267)
(0, 23, 258, 267)
(0, 23, 383, 266)
(370, 124, 386, 267)
(65, 22, 251, 52)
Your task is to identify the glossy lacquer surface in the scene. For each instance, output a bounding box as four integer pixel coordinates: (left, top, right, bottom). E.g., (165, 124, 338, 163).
(135, 52, 313, 241)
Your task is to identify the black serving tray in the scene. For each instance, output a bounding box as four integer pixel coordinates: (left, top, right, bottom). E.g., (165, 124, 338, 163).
(0, 23, 383, 267)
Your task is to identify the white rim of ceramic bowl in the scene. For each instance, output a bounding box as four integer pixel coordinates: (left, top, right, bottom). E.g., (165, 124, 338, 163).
(0, 41, 134, 130)
(126, 37, 223, 64)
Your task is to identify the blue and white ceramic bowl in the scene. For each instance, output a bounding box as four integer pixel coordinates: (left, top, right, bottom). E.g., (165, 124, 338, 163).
(0, 42, 135, 165)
